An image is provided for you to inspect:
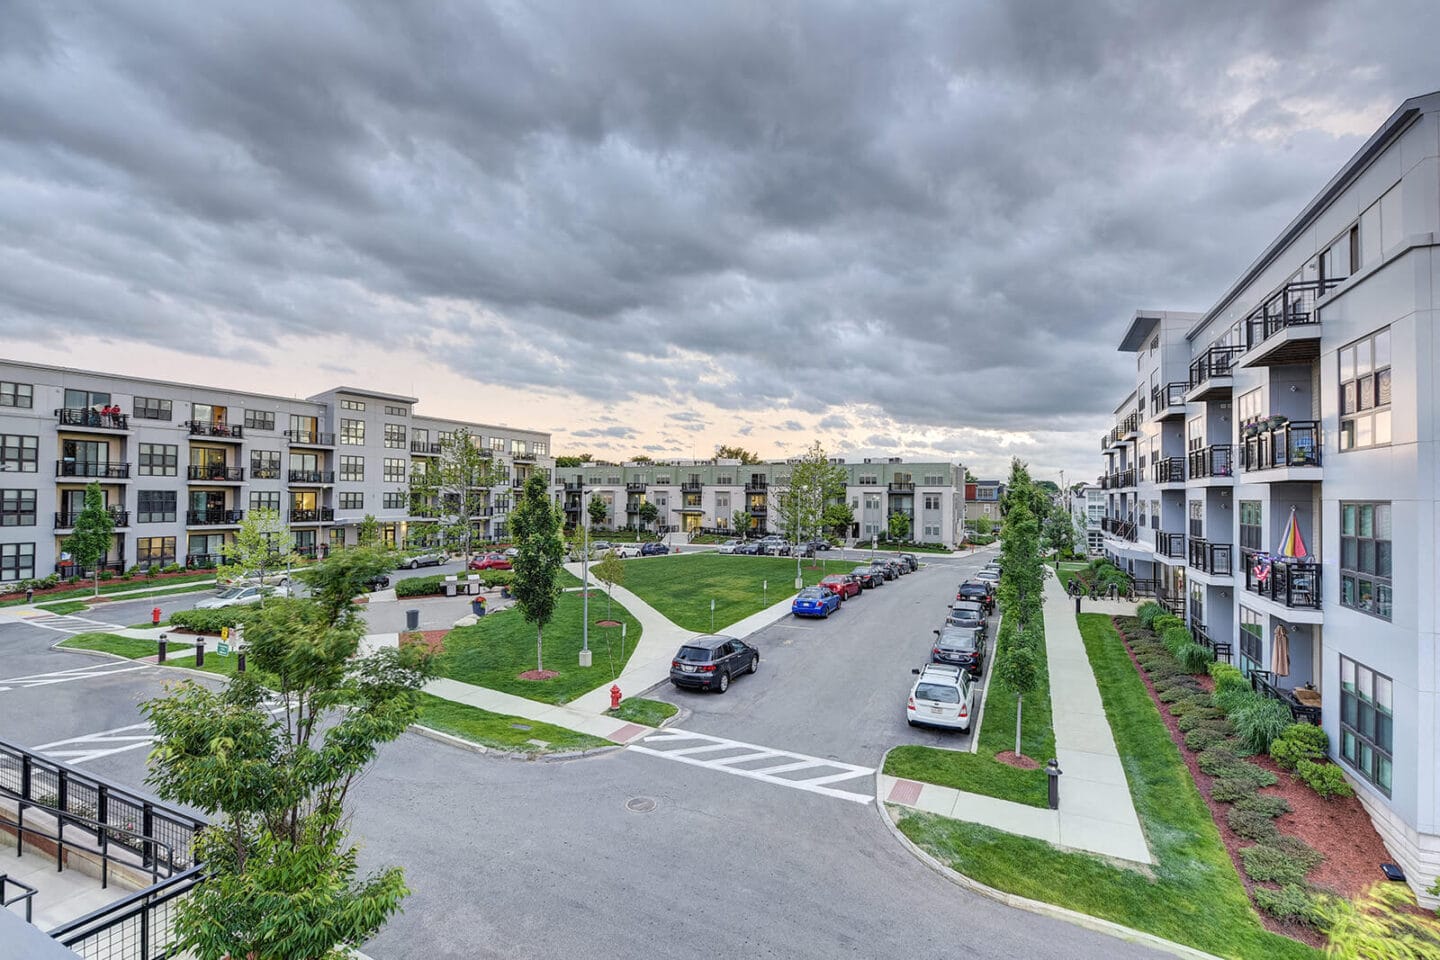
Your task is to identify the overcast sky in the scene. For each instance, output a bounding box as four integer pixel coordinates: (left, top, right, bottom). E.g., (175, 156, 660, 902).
(2, 1, 1437, 482)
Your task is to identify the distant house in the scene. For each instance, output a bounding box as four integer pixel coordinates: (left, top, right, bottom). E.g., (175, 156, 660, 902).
(963, 480, 1004, 528)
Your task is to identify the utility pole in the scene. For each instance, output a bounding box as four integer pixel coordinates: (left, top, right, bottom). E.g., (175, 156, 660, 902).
(580, 479, 592, 667)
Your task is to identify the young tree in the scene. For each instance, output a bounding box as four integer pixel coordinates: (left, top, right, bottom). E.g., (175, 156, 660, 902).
(996, 636, 1040, 758)
(887, 511, 911, 542)
(1042, 509, 1076, 558)
(963, 467, 978, 483)
(587, 493, 609, 528)
(974, 515, 993, 536)
(356, 513, 380, 547)
(218, 508, 297, 607)
(553, 453, 593, 468)
(732, 508, 752, 539)
(591, 549, 626, 621)
(822, 501, 854, 540)
(638, 500, 660, 535)
(770, 441, 846, 545)
(510, 473, 565, 672)
(65, 482, 114, 597)
(715, 444, 762, 464)
(406, 428, 497, 563)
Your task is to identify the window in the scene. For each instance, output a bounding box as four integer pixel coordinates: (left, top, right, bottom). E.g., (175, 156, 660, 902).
(339, 492, 364, 510)
(1340, 656, 1393, 795)
(438, 431, 455, 445)
(289, 414, 320, 441)
(0, 381, 33, 408)
(384, 423, 406, 449)
(1339, 328, 1391, 451)
(384, 405, 408, 417)
(1188, 500, 1203, 538)
(1189, 582, 1204, 628)
(859, 474, 878, 485)
(923, 494, 941, 510)
(923, 474, 946, 485)
(1186, 417, 1204, 451)
(534, 441, 547, 456)
(1340, 502, 1391, 619)
(1238, 606, 1263, 677)
(63, 388, 110, 410)
(250, 491, 281, 512)
(383, 491, 406, 510)
(341, 399, 366, 411)
(0, 435, 38, 473)
(339, 456, 365, 482)
(1239, 501, 1262, 551)
(136, 537, 176, 568)
(864, 494, 882, 511)
(340, 419, 365, 445)
(383, 458, 406, 483)
(1236, 388, 1264, 428)
(1, 489, 36, 526)
(2, 542, 35, 581)
(244, 410, 275, 431)
(133, 397, 172, 421)
(249, 451, 281, 479)
(137, 490, 177, 524)
(489, 436, 508, 453)
(138, 443, 178, 477)
(923, 523, 941, 537)
(1150, 499, 1159, 530)
(1137, 500, 1147, 526)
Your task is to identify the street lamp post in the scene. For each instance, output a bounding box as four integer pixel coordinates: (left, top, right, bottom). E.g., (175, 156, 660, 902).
(580, 481, 591, 667)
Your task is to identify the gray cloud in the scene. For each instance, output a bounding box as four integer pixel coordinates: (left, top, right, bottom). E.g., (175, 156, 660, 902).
(568, 425, 637, 440)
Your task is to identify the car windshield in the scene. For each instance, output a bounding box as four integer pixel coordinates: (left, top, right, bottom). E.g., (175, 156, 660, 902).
(797, 588, 825, 600)
(852, 567, 871, 575)
(216, 588, 246, 599)
(949, 610, 981, 621)
(675, 646, 714, 662)
(939, 633, 978, 651)
(916, 683, 961, 703)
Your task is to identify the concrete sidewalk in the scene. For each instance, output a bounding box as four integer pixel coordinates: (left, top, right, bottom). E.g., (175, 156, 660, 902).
(882, 572, 1152, 865)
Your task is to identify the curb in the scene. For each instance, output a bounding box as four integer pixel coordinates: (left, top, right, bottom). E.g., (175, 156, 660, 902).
(407, 723, 624, 762)
(872, 749, 1222, 960)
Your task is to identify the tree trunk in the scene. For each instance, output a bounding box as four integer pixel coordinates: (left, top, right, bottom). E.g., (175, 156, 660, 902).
(93, 568, 100, 598)
(1014, 695, 1023, 757)
(536, 625, 544, 673)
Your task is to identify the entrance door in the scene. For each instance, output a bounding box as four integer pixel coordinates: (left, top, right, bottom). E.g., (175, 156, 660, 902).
(684, 514, 702, 533)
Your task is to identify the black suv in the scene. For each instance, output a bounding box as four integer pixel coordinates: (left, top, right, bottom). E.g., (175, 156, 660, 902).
(899, 553, 919, 572)
(956, 580, 995, 613)
(670, 636, 759, 693)
(932, 625, 986, 676)
(640, 542, 670, 556)
(870, 559, 899, 581)
(850, 566, 880, 588)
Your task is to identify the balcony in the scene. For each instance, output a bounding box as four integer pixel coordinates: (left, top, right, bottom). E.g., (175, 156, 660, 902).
(184, 553, 223, 568)
(1101, 432, 1113, 451)
(1154, 530, 1185, 559)
(1240, 420, 1321, 477)
(54, 508, 129, 529)
(1242, 550, 1321, 610)
(1187, 444, 1233, 481)
(288, 470, 335, 485)
(1241, 278, 1342, 367)
(1186, 345, 1245, 402)
(284, 430, 335, 447)
(411, 441, 442, 455)
(511, 478, 524, 489)
(1101, 516, 1137, 542)
(745, 479, 768, 493)
(54, 408, 129, 432)
(187, 465, 244, 482)
(288, 508, 335, 523)
(184, 420, 244, 441)
(187, 509, 244, 526)
(626, 482, 646, 493)
(55, 461, 131, 480)
(1117, 412, 1139, 440)
(680, 481, 704, 493)
(1153, 457, 1185, 484)
(563, 480, 584, 492)
(1188, 538, 1232, 576)
(749, 504, 768, 515)
(1151, 382, 1189, 419)
(1116, 467, 1136, 488)
(626, 500, 644, 513)
(512, 450, 537, 463)
(888, 481, 915, 494)
(1249, 670, 1322, 725)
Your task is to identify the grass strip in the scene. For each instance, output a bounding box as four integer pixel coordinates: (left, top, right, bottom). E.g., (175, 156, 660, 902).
(0, 572, 220, 607)
(57, 632, 162, 660)
(606, 697, 678, 727)
(415, 692, 611, 753)
(894, 614, 1318, 960)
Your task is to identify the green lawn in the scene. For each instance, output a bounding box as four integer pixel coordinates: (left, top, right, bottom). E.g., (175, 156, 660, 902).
(1051, 561, 1088, 590)
(37, 600, 91, 614)
(1, 572, 221, 607)
(894, 614, 1319, 960)
(607, 697, 678, 727)
(415, 693, 612, 753)
(58, 632, 162, 659)
(618, 553, 862, 632)
(435, 590, 643, 704)
(37, 582, 222, 617)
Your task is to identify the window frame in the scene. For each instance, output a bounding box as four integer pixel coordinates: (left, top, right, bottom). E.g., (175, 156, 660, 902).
(132, 397, 173, 421)
(244, 409, 276, 431)
(1, 542, 36, 581)
(137, 489, 177, 524)
(339, 456, 365, 482)
(338, 492, 364, 510)
(0, 434, 39, 473)
(1237, 606, 1263, 677)
(1338, 328, 1392, 452)
(384, 423, 406, 449)
(0, 381, 34, 408)
(339, 418, 366, 445)
(138, 443, 179, 477)
(1339, 501, 1392, 620)
(0, 488, 37, 526)
(1339, 655, 1393, 795)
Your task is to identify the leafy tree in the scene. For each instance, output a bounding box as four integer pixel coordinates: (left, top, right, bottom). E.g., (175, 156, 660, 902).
(638, 500, 660, 533)
(963, 467, 977, 483)
(356, 513, 380, 547)
(1042, 509, 1076, 557)
(64, 482, 114, 596)
(294, 545, 396, 625)
(591, 549, 626, 620)
(974, 515, 993, 536)
(887, 511, 911, 541)
(141, 549, 434, 960)
(587, 493, 609, 528)
(822, 501, 853, 540)
(218, 508, 297, 608)
(553, 453, 593, 468)
(1034, 479, 1060, 496)
(716, 444, 762, 464)
(731, 508, 753, 538)
(770, 441, 846, 545)
(630, 454, 653, 463)
(996, 641, 1040, 757)
(406, 428, 498, 563)
(510, 473, 565, 672)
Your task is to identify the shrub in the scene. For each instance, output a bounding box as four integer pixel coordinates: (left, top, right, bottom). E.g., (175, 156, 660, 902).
(1197, 745, 1245, 777)
(1295, 759, 1355, 799)
(1212, 777, 1261, 803)
(1212, 684, 1261, 717)
(1207, 660, 1249, 695)
(395, 575, 447, 598)
(1176, 707, 1225, 731)
(1232, 697, 1294, 753)
(1227, 806, 1281, 841)
(1241, 836, 1323, 885)
(1234, 793, 1291, 818)
(1136, 602, 1164, 629)
(1160, 626, 1192, 655)
(1176, 642, 1213, 675)
(1269, 724, 1329, 771)
(1313, 882, 1440, 958)
(1153, 614, 1184, 635)
(99, 570, 115, 581)
(1184, 727, 1230, 751)
(1157, 684, 1199, 703)
(1253, 884, 1320, 926)
(161, 563, 184, 574)
(167, 608, 251, 634)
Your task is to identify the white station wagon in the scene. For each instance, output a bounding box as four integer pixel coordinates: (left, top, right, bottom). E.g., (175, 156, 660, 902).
(906, 663, 975, 732)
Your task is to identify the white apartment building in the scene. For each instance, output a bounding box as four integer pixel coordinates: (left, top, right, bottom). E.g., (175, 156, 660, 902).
(1069, 482, 1105, 555)
(1099, 92, 1440, 905)
(0, 360, 552, 580)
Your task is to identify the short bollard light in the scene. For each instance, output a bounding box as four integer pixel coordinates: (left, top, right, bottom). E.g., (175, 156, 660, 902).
(1046, 758, 1063, 810)
(157, 633, 167, 664)
(194, 638, 205, 669)
(237, 650, 247, 673)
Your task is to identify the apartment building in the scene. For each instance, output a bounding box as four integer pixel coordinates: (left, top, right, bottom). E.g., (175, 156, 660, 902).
(0, 360, 552, 581)
(1098, 92, 1440, 904)
(552, 458, 967, 546)
(1069, 482, 1106, 555)
(963, 480, 1005, 529)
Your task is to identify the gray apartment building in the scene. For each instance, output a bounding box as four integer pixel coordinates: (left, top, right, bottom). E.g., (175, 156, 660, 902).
(0, 360, 552, 580)
(1099, 92, 1440, 905)
(553, 457, 966, 546)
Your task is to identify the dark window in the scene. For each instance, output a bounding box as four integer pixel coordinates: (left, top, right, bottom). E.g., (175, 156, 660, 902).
(915, 683, 961, 703)
(133, 397, 172, 421)
(1338, 329, 1391, 451)
(137, 537, 176, 567)
(249, 491, 281, 512)
(1340, 656, 1393, 795)
(1238, 607, 1263, 677)
(339, 492, 364, 509)
(63, 388, 110, 410)
(1239, 501, 1262, 551)
(339, 456, 364, 482)
(384, 458, 407, 483)
(244, 410, 276, 431)
(0, 435, 38, 473)
(0, 381, 34, 408)
(250, 450, 281, 479)
(675, 646, 713, 663)
(137, 490, 177, 524)
(383, 492, 406, 510)
(384, 423, 406, 449)
(340, 418, 365, 445)
(2, 542, 35, 581)
(138, 443, 178, 477)
(1, 489, 37, 526)
(1340, 502, 1391, 619)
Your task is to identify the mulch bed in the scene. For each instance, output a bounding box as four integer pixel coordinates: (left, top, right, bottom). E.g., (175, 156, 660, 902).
(1112, 617, 1395, 947)
(995, 750, 1041, 770)
(400, 630, 449, 654)
(517, 669, 559, 681)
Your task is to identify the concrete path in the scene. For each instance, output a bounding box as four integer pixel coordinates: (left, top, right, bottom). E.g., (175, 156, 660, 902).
(882, 571, 1153, 865)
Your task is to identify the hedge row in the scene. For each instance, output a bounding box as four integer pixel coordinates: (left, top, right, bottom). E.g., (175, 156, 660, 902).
(394, 571, 514, 598)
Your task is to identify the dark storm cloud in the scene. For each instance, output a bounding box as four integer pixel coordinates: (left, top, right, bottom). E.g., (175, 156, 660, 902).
(2, 0, 1437, 478)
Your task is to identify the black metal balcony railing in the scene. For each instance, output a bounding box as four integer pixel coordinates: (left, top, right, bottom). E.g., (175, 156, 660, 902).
(745, 479, 768, 492)
(626, 482, 646, 493)
(284, 430, 335, 446)
(681, 481, 704, 493)
(187, 509, 244, 526)
(56, 461, 131, 479)
(55, 408, 129, 431)
(1101, 433, 1112, 451)
(186, 465, 244, 482)
(250, 466, 282, 479)
(1188, 345, 1245, 390)
(1243, 278, 1343, 351)
(1242, 550, 1321, 609)
(1117, 412, 1139, 437)
(563, 480, 584, 492)
(1240, 421, 1322, 472)
(888, 481, 915, 493)
(288, 508, 335, 523)
(184, 420, 243, 439)
(749, 504, 768, 515)
(1249, 670, 1321, 725)
(511, 478, 524, 489)
(54, 509, 129, 529)
(1151, 381, 1189, 416)
(1188, 538, 1232, 575)
(184, 553, 223, 568)
(411, 441, 442, 455)
(1117, 467, 1136, 488)
(512, 451, 537, 463)
(1188, 444, 1233, 479)
(1155, 531, 1185, 558)
(1102, 516, 1137, 542)
(288, 470, 335, 484)
(1153, 457, 1185, 483)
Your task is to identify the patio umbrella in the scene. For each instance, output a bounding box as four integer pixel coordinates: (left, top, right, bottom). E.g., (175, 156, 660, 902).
(1276, 507, 1309, 559)
(1272, 623, 1290, 677)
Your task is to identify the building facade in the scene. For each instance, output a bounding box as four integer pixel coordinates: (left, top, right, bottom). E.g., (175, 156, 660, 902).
(0, 360, 552, 580)
(1070, 482, 1106, 555)
(552, 458, 966, 546)
(963, 480, 1005, 530)
(1098, 92, 1440, 905)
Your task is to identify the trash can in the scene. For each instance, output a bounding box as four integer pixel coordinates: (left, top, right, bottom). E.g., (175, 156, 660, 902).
(471, 598, 487, 618)
(405, 609, 420, 631)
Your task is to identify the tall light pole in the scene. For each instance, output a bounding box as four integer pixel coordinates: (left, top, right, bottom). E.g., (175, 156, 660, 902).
(579, 479, 591, 667)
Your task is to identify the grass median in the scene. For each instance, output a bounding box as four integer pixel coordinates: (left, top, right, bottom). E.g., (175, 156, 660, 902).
(606, 697, 677, 727)
(415, 693, 612, 754)
(893, 614, 1318, 960)
(1, 572, 221, 607)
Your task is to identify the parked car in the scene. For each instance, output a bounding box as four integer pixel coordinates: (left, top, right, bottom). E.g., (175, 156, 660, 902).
(219, 568, 291, 588)
(669, 635, 759, 693)
(932, 625, 986, 676)
(899, 553, 920, 572)
(734, 542, 762, 555)
(869, 559, 898, 581)
(907, 663, 975, 731)
(195, 584, 291, 609)
(804, 539, 832, 553)
(850, 566, 880, 589)
(818, 574, 861, 600)
(946, 600, 988, 635)
(974, 569, 1001, 586)
(502, 547, 519, 559)
(956, 580, 995, 613)
(364, 574, 391, 591)
(757, 538, 790, 556)
(403, 552, 447, 569)
(716, 539, 742, 555)
(605, 543, 640, 558)
(469, 553, 512, 571)
(791, 586, 841, 618)
(640, 542, 670, 556)
(793, 542, 816, 558)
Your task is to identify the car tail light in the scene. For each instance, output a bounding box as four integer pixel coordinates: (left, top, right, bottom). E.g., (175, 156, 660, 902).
(701, 664, 716, 672)
(671, 660, 680, 668)
(907, 696, 916, 712)
(959, 704, 969, 719)
(932, 647, 941, 656)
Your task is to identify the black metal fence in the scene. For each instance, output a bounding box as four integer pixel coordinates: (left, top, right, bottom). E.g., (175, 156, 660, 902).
(52, 865, 203, 960)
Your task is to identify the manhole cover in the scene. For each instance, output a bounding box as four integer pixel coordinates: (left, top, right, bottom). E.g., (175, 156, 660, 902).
(625, 796, 657, 814)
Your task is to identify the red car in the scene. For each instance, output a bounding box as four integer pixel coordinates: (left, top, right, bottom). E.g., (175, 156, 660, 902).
(468, 553, 512, 571)
(819, 574, 861, 600)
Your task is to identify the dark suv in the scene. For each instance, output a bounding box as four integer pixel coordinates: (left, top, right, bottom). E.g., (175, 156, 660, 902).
(670, 636, 759, 693)
(851, 566, 880, 588)
(899, 553, 919, 572)
(870, 559, 898, 581)
(932, 625, 986, 676)
(640, 542, 670, 556)
(946, 600, 987, 635)
(956, 580, 995, 613)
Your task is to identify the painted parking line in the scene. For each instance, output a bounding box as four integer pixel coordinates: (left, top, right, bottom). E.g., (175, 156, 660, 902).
(629, 728, 874, 804)
(20, 613, 115, 635)
(30, 704, 291, 765)
(0, 661, 152, 690)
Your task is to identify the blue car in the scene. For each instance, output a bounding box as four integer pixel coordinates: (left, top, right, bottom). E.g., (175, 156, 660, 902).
(791, 586, 840, 618)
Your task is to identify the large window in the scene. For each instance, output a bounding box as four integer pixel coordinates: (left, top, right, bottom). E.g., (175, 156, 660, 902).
(923, 494, 941, 510)
(1188, 500, 1203, 538)
(339, 492, 364, 510)
(1, 435, 38, 473)
(2, 542, 35, 581)
(244, 410, 276, 431)
(250, 451, 281, 479)
(340, 419, 365, 445)
(1340, 502, 1392, 619)
(339, 456, 365, 482)
(138, 443, 178, 477)
(0, 381, 33, 408)
(384, 423, 406, 449)
(1339, 328, 1391, 451)
(133, 397, 172, 421)
(1239, 501, 1262, 551)
(1, 489, 37, 526)
(1236, 388, 1263, 428)
(137, 490, 177, 524)
(137, 537, 176, 568)
(383, 491, 406, 510)
(1340, 656, 1393, 795)
(384, 458, 407, 483)
(250, 491, 281, 512)
(1238, 606, 1263, 677)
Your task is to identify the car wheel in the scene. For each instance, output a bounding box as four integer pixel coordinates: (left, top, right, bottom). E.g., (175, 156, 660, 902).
(748, 655, 758, 674)
(408, 560, 418, 569)
(717, 671, 730, 693)
(906, 716, 915, 727)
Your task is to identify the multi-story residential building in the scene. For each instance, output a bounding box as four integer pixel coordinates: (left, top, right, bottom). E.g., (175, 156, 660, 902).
(552, 458, 967, 546)
(1070, 482, 1106, 555)
(963, 480, 1005, 530)
(0, 360, 552, 580)
(1098, 92, 1440, 905)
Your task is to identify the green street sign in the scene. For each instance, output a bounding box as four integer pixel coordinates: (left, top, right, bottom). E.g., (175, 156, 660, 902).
(216, 642, 231, 657)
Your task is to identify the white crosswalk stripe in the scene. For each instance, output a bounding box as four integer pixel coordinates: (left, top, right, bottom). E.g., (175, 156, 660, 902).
(22, 613, 115, 635)
(629, 728, 874, 803)
(0, 661, 151, 691)
(31, 703, 292, 765)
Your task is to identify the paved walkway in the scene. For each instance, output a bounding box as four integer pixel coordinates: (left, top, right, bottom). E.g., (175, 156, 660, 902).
(881, 572, 1153, 865)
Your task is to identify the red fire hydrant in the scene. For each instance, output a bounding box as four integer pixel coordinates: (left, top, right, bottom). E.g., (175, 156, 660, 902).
(610, 684, 622, 709)
(152, 606, 162, 626)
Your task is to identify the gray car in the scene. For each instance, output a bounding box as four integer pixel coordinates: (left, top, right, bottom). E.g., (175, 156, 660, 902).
(403, 551, 447, 569)
(946, 600, 987, 635)
(670, 635, 760, 694)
